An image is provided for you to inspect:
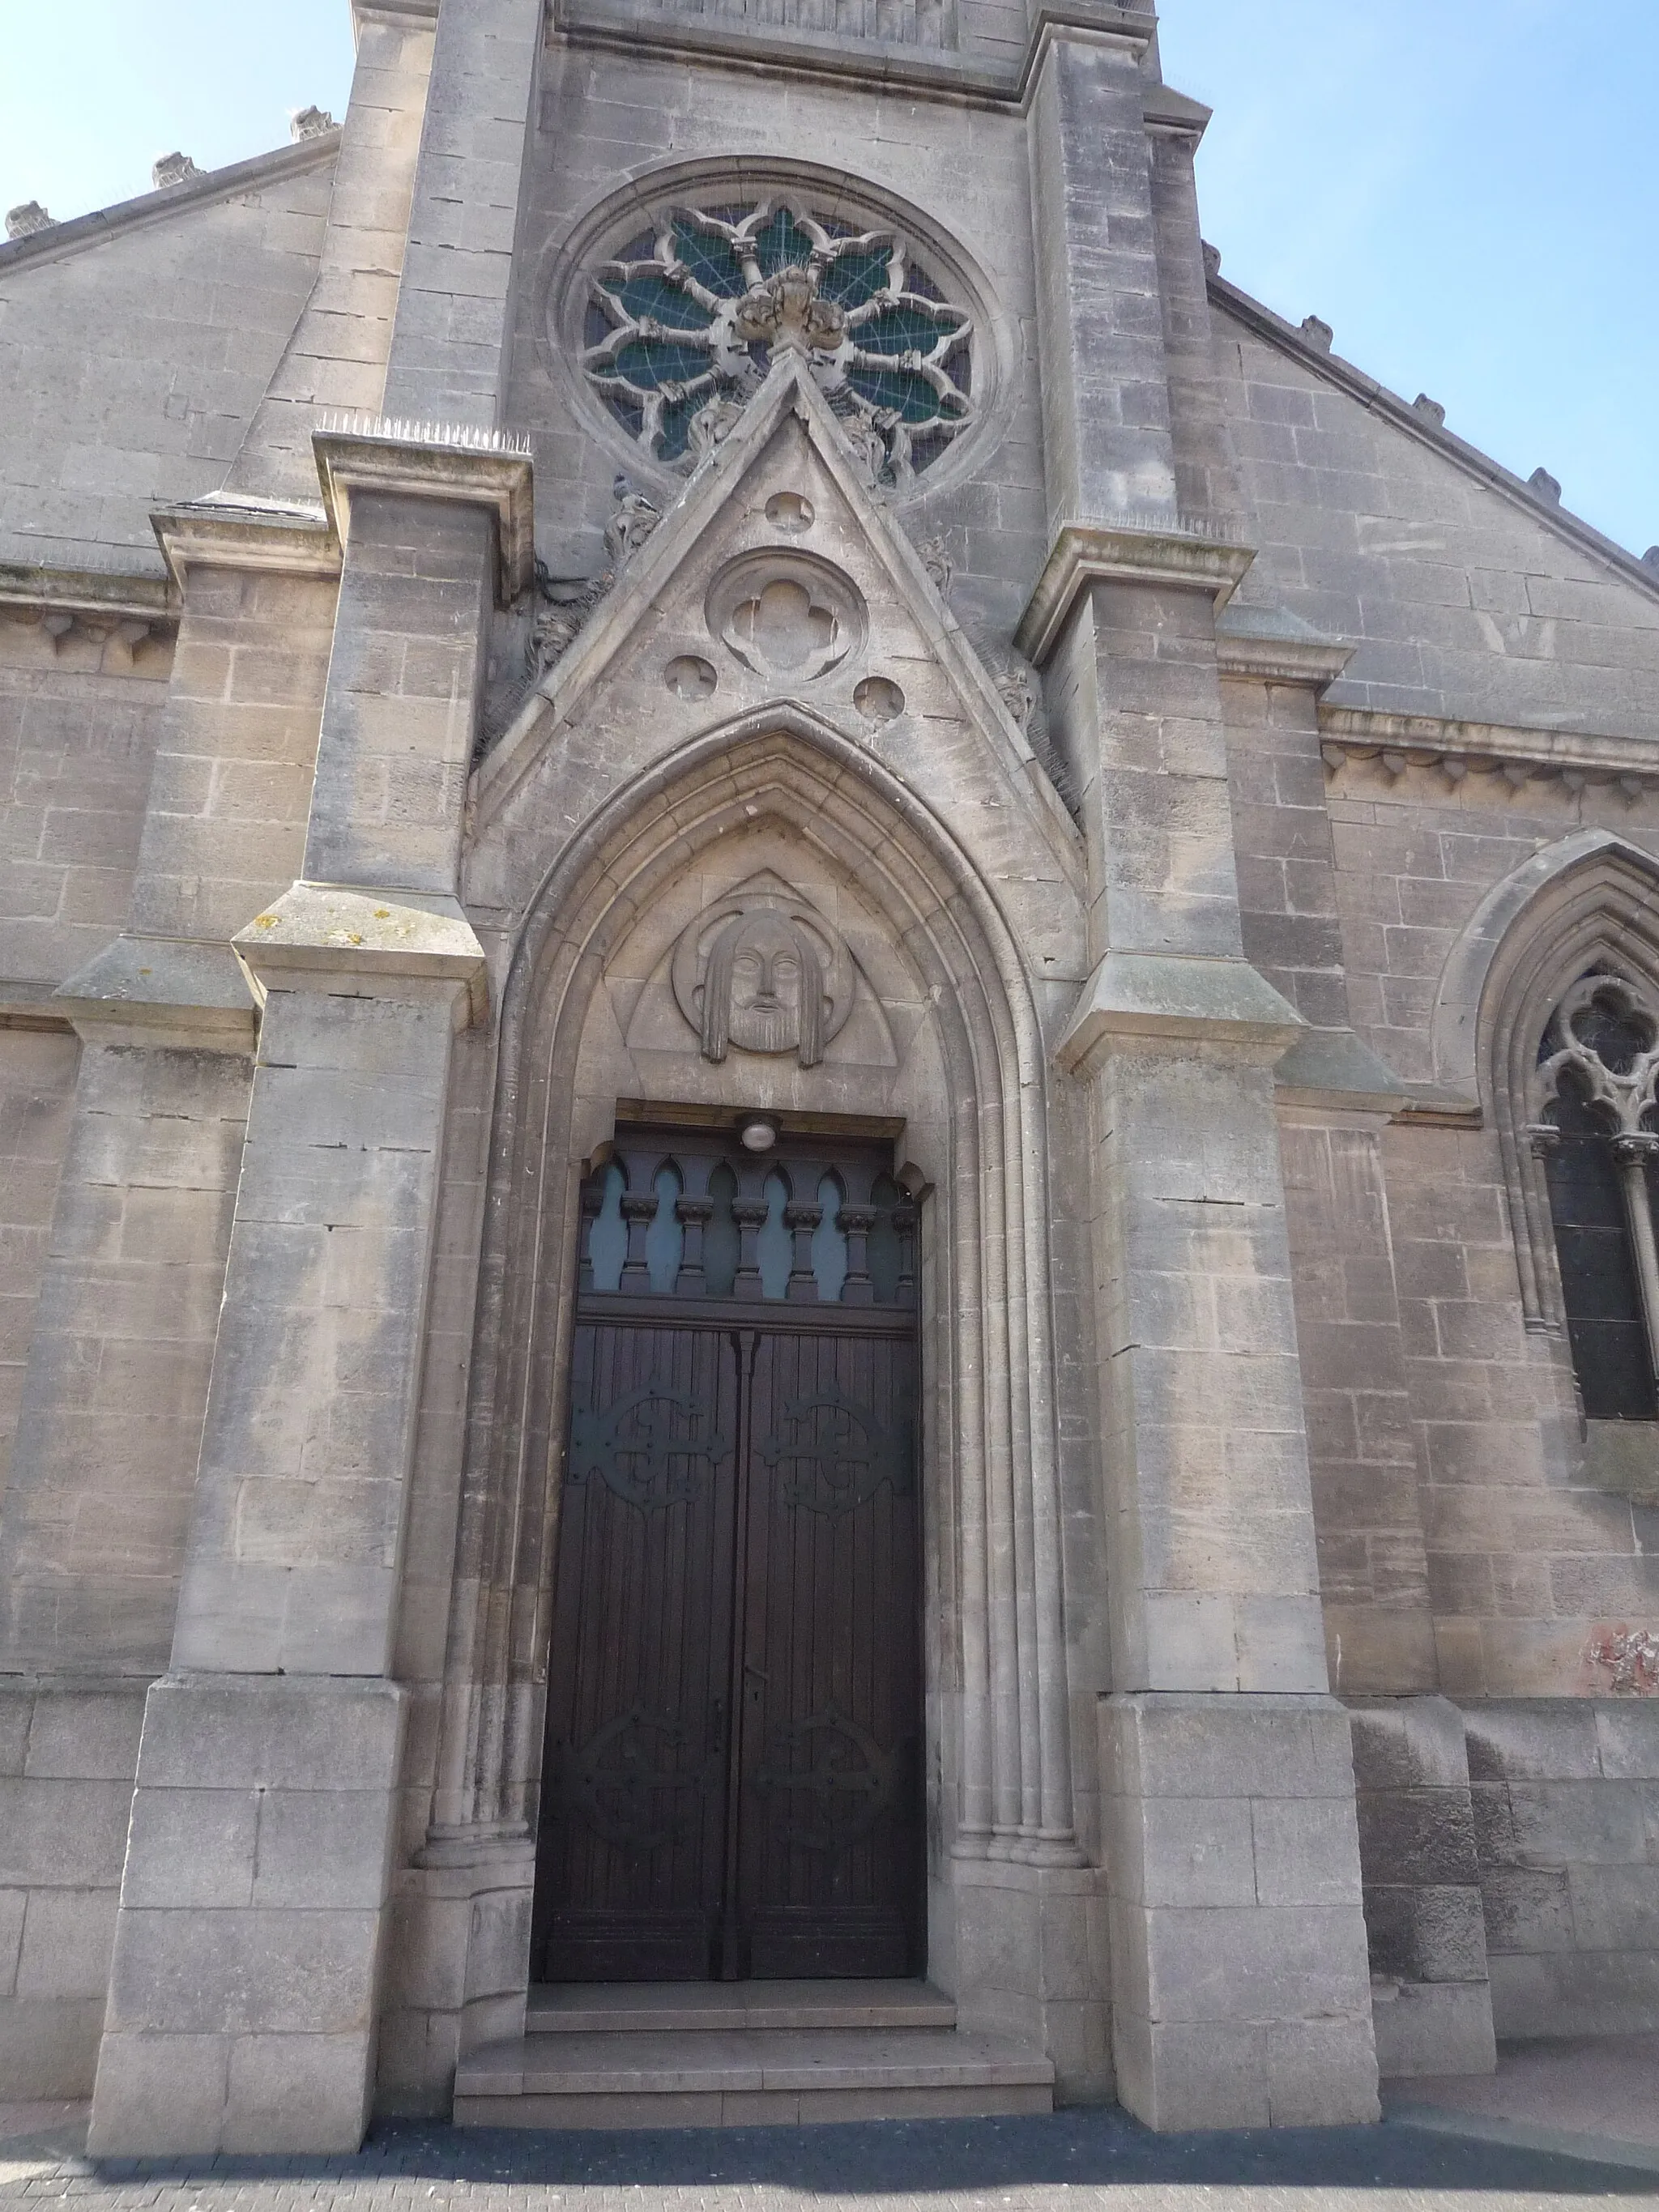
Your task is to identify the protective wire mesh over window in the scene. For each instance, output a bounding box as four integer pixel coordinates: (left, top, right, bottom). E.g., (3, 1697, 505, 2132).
(582, 198, 975, 488)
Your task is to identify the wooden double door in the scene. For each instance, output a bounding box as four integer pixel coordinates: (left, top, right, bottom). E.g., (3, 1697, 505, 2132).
(532, 1126, 923, 1983)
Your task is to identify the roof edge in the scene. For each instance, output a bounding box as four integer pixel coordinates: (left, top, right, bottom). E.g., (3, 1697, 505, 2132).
(1209, 272, 1659, 607)
(0, 131, 342, 278)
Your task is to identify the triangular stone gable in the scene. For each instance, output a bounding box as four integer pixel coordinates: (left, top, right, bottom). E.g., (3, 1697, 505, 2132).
(466, 360, 1083, 951)
(1213, 292, 1659, 740)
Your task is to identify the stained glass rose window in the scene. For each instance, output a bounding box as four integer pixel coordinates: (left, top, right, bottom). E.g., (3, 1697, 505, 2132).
(582, 198, 975, 489)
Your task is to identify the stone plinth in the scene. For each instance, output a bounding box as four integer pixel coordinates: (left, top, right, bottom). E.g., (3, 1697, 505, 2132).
(1103, 1691, 1380, 2129)
(90, 1674, 405, 2154)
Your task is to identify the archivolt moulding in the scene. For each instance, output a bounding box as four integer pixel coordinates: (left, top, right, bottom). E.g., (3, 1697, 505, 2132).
(430, 705, 1082, 1875)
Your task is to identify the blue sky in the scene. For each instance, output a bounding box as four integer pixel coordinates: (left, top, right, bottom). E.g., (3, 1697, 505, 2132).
(3, 1, 1654, 556)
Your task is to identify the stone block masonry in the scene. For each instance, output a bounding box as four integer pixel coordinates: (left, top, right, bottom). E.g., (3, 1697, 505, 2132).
(2, 0, 1658, 2151)
(1102, 1694, 1380, 2129)
(0, 1677, 145, 2097)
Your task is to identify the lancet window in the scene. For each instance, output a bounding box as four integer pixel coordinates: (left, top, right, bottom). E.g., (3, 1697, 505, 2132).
(1530, 973, 1659, 1421)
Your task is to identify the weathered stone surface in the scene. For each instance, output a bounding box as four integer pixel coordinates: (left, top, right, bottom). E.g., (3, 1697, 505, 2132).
(1, 0, 1657, 2152)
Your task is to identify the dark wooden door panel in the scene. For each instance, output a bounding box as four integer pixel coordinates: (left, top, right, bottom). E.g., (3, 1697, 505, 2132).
(535, 1321, 739, 1981)
(738, 1329, 922, 1979)
(534, 1124, 923, 1984)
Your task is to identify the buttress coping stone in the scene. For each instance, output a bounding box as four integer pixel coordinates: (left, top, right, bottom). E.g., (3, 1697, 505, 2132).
(233, 884, 488, 1028)
(1057, 948, 1306, 1072)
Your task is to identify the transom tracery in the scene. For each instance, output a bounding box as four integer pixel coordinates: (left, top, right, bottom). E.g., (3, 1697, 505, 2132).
(1535, 974, 1659, 1143)
(582, 198, 975, 486)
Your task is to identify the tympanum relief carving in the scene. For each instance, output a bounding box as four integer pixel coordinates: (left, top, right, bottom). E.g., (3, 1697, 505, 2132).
(672, 887, 856, 1068)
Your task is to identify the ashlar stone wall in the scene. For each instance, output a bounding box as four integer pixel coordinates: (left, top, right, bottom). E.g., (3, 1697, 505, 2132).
(0, 156, 337, 571)
(511, 42, 1047, 654)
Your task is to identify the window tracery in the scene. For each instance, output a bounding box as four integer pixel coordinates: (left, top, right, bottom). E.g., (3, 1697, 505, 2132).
(1530, 973, 1659, 1421)
(582, 198, 975, 488)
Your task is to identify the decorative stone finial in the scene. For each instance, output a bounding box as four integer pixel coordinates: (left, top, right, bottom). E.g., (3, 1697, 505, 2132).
(5, 202, 53, 241)
(1528, 467, 1563, 507)
(1413, 394, 1446, 428)
(1300, 315, 1333, 352)
(290, 107, 339, 142)
(1201, 241, 1222, 279)
(152, 152, 203, 190)
(1643, 548, 1659, 573)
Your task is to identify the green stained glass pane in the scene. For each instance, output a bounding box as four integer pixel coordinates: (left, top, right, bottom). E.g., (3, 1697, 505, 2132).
(819, 248, 890, 308)
(615, 338, 712, 387)
(616, 271, 709, 330)
(855, 301, 966, 356)
(847, 365, 946, 424)
(673, 218, 742, 297)
(754, 209, 814, 277)
(659, 392, 700, 461)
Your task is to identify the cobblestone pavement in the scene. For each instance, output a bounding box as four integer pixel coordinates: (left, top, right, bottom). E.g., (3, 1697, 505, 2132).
(2, 2109, 1657, 2211)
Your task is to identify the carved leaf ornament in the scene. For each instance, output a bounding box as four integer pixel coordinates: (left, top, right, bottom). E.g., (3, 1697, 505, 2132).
(583, 198, 975, 488)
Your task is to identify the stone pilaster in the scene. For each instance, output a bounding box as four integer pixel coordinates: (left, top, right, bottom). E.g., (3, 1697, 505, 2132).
(1051, 582, 1381, 2119)
(87, 415, 513, 2155)
(1026, 11, 1379, 2129)
(380, 0, 543, 428)
(1027, 21, 1178, 536)
(86, 897, 483, 2155)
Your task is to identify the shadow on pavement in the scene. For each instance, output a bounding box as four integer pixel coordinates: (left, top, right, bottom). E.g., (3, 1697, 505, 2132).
(68, 2106, 1659, 2197)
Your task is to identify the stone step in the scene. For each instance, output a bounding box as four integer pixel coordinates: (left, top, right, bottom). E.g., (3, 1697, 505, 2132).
(454, 2023, 1055, 2130)
(526, 1978, 957, 2036)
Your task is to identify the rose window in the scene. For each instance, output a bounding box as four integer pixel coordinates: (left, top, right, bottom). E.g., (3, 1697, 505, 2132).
(582, 199, 975, 488)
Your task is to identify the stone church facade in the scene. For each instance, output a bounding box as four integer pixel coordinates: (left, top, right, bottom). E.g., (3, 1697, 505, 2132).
(2, 0, 1659, 2157)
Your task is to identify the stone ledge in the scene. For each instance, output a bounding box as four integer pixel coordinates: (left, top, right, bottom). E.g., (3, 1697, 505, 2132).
(1056, 950, 1304, 1073)
(151, 503, 339, 592)
(0, 982, 75, 1034)
(1320, 705, 1659, 799)
(233, 884, 488, 1027)
(0, 563, 176, 629)
(1016, 521, 1256, 667)
(313, 425, 535, 606)
(53, 937, 257, 1052)
(1273, 1026, 1409, 1115)
(1217, 603, 1354, 689)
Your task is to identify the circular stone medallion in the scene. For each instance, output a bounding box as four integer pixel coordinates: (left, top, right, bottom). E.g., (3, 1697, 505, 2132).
(706, 550, 866, 683)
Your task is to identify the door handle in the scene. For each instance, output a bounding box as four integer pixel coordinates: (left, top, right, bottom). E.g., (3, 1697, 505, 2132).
(744, 1660, 770, 1683)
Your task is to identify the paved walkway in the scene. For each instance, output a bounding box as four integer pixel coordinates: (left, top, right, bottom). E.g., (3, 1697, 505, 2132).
(1398, 2032, 1659, 2146)
(2, 2095, 1657, 2212)
(1388, 2032, 1659, 2171)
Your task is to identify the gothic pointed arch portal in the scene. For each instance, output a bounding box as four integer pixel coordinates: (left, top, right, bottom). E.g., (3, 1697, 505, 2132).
(430, 710, 1084, 1988)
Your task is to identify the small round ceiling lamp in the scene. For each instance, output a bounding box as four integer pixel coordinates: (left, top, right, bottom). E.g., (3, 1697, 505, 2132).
(740, 1115, 780, 1153)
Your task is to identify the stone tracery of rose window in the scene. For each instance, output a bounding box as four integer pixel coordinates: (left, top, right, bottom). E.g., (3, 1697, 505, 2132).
(582, 199, 975, 488)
